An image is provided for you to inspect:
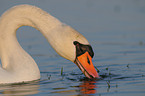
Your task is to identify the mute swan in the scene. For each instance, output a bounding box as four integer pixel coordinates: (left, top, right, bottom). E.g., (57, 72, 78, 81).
(0, 5, 99, 84)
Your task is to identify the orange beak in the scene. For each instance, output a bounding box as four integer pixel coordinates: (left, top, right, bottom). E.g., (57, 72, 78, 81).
(74, 51, 99, 78)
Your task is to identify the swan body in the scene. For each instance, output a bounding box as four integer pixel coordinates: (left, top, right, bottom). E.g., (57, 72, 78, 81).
(0, 5, 99, 84)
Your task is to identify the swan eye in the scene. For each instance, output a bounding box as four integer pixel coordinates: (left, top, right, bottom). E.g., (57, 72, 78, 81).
(73, 41, 79, 45)
(73, 41, 94, 58)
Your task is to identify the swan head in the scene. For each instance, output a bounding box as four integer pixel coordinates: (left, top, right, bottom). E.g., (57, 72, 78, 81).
(45, 24, 99, 79)
(73, 41, 99, 79)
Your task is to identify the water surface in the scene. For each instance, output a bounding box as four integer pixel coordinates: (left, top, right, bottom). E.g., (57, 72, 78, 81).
(0, 0, 145, 96)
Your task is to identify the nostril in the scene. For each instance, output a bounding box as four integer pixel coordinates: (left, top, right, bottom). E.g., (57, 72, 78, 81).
(87, 56, 90, 65)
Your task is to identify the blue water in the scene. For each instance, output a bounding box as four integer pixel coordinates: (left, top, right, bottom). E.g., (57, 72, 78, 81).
(0, 0, 145, 96)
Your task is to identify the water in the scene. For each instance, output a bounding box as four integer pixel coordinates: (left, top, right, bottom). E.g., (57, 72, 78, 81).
(0, 0, 145, 96)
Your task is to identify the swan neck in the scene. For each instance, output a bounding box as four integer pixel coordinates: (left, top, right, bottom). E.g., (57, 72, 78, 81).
(0, 5, 62, 82)
(0, 5, 62, 68)
(0, 5, 61, 36)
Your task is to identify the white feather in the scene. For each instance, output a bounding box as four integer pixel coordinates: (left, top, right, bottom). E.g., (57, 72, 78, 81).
(0, 5, 89, 84)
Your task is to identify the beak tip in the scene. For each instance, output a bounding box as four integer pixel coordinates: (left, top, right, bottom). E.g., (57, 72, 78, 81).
(85, 69, 99, 79)
(91, 72, 99, 79)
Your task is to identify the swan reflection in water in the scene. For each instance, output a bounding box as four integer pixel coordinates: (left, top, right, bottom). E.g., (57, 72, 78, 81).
(0, 80, 97, 95)
(79, 80, 97, 95)
(51, 80, 97, 95)
(0, 81, 39, 95)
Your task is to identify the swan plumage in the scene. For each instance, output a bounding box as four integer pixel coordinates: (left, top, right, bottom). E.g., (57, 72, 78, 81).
(0, 5, 99, 84)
